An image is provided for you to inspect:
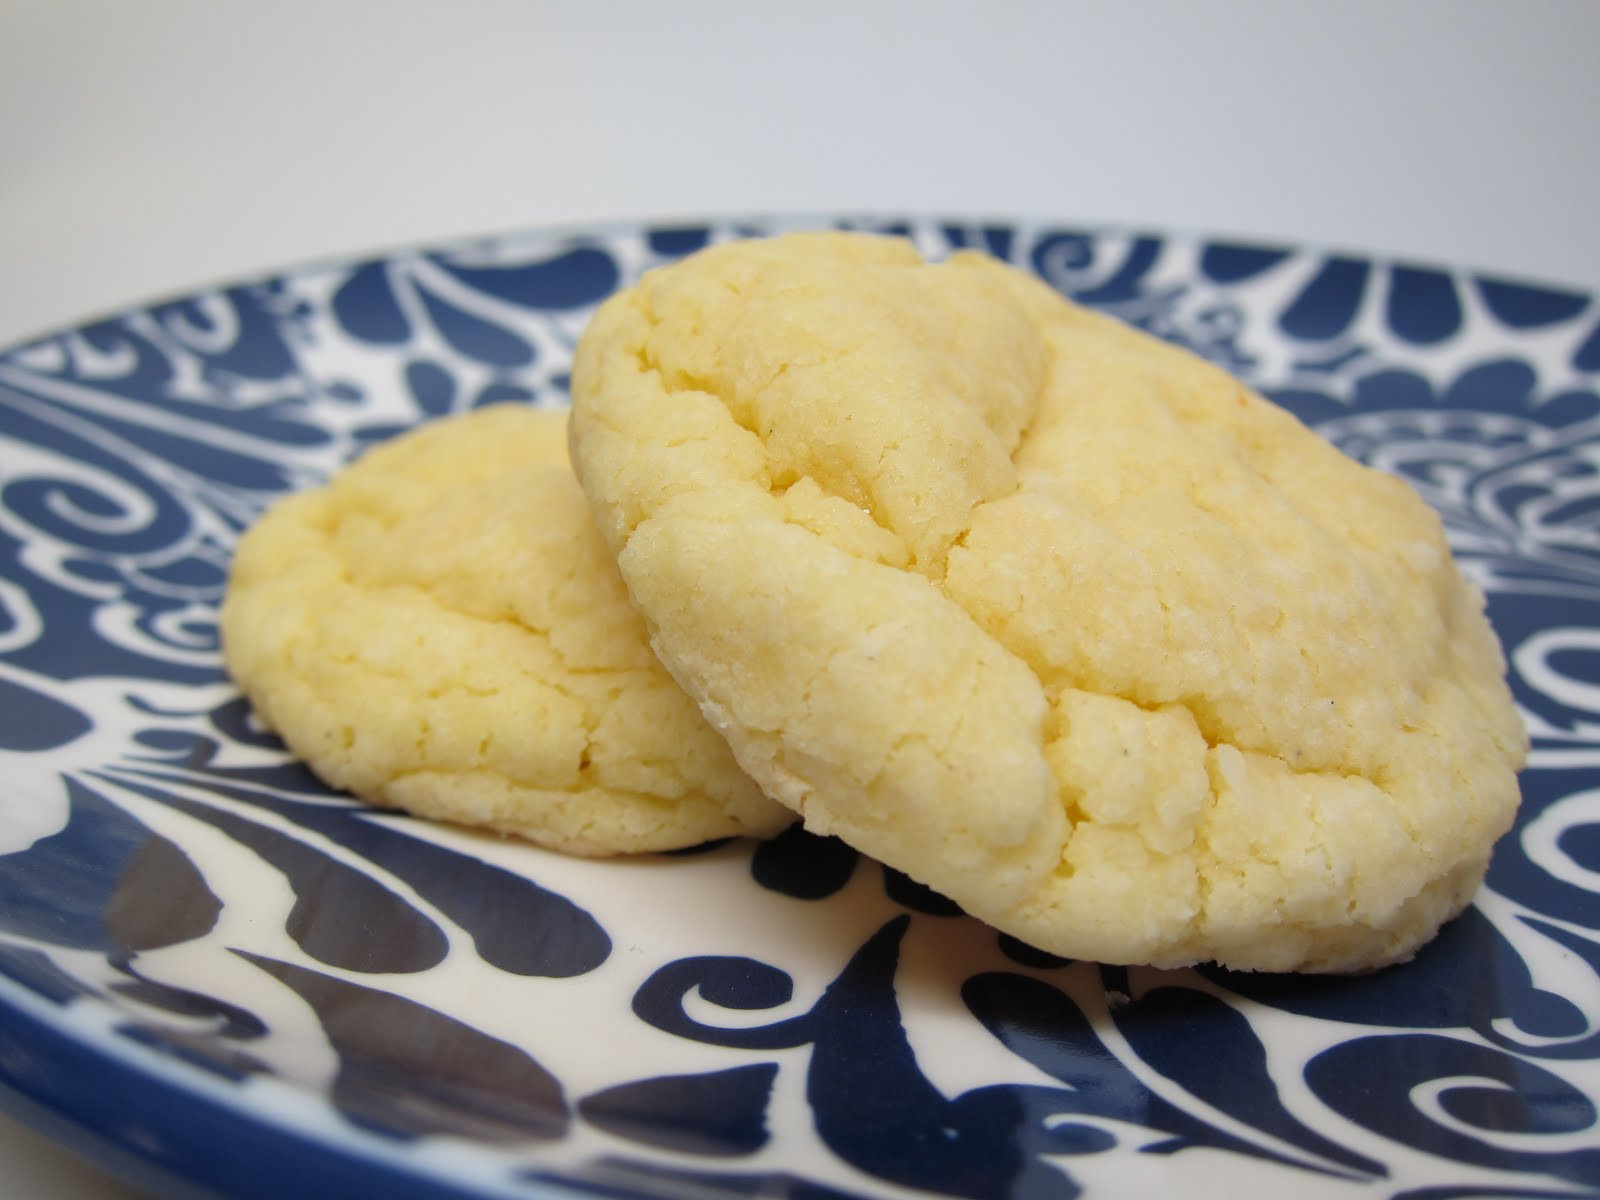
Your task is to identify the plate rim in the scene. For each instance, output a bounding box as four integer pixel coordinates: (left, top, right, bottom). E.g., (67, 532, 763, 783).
(3, 209, 1593, 360)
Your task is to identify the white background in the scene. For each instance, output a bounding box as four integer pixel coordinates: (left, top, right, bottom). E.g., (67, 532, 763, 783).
(1, 1, 1597, 1196)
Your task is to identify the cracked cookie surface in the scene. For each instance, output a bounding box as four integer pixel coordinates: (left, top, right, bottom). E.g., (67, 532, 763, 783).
(221, 405, 791, 854)
(569, 232, 1527, 970)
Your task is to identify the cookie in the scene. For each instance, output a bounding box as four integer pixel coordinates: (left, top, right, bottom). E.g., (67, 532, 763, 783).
(221, 405, 792, 855)
(568, 232, 1527, 970)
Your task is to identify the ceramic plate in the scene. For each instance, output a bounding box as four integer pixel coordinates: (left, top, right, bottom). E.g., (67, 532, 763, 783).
(1, 218, 1597, 1200)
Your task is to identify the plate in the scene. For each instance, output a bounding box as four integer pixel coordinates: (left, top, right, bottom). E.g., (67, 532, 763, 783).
(1, 217, 1598, 1200)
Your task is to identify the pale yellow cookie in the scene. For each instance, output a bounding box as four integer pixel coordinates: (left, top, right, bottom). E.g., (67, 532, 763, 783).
(569, 232, 1527, 970)
(221, 405, 792, 855)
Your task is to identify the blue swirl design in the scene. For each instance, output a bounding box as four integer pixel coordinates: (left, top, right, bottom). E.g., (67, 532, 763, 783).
(238, 951, 570, 1144)
(1, 220, 1599, 1199)
(1309, 1034, 1600, 1186)
(578, 1064, 779, 1156)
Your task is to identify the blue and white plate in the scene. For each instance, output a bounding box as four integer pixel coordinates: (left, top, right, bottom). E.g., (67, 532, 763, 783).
(1, 218, 1598, 1200)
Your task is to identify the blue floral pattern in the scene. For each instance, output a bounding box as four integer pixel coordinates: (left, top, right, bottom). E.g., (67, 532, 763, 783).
(1, 219, 1598, 1200)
